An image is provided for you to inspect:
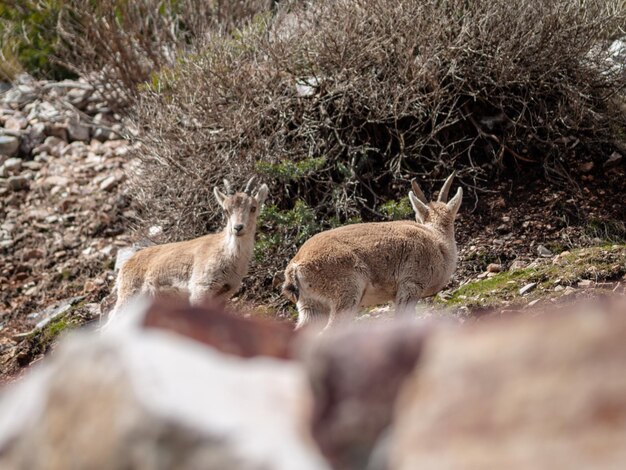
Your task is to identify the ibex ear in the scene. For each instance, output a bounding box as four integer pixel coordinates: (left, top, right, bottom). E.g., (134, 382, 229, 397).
(446, 187, 463, 218)
(409, 191, 429, 223)
(213, 186, 227, 208)
(254, 184, 269, 206)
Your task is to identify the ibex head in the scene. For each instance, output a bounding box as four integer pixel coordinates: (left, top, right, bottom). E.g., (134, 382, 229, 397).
(408, 172, 463, 229)
(214, 176, 269, 237)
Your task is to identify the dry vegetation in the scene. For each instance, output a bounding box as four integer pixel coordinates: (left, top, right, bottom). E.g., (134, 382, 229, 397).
(54, 0, 274, 107)
(2, 0, 625, 311)
(123, 0, 626, 299)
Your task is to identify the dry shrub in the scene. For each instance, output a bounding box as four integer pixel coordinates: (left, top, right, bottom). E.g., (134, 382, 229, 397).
(133, 0, 626, 296)
(55, 0, 273, 107)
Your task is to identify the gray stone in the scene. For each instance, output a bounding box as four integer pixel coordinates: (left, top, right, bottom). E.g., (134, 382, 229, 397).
(2, 85, 36, 107)
(45, 122, 68, 142)
(66, 117, 90, 142)
(21, 161, 42, 171)
(33, 136, 65, 157)
(7, 175, 29, 191)
(537, 245, 553, 258)
(0, 135, 20, 157)
(19, 122, 46, 156)
(66, 87, 93, 110)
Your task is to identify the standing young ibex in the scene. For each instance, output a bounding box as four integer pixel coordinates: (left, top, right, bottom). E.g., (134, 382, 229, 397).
(282, 173, 462, 330)
(107, 177, 269, 322)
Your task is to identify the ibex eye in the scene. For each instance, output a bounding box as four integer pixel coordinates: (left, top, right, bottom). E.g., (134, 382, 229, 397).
(250, 206, 257, 213)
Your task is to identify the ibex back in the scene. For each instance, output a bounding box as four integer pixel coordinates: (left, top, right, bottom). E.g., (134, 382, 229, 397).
(282, 173, 462, 330)
(107, 177, 268, 323)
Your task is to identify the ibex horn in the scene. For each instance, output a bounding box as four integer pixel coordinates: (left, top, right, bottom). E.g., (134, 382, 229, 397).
(223, 179, 234, 195)
(244, 176, 257, 195)
(410, 179, 428, 204)
(437, 172, 456, 202)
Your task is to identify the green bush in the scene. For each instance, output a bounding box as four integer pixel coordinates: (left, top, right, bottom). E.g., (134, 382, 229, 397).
(0, 1, 71, 80)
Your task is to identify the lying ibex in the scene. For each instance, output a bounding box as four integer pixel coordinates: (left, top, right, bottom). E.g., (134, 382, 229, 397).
(107, 177, 269, 322)
(282, 173, 462, 330)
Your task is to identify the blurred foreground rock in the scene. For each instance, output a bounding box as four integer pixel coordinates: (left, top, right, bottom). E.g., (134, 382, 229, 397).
(298, 321, 430, 470)
(389, 300, 626, 470)
(3, 296, 626, 470)
(0, 299, 328, 470)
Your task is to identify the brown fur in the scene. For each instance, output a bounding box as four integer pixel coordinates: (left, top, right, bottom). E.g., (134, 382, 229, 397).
(107, 179, 268, 323)
(283, 174, 462, 330)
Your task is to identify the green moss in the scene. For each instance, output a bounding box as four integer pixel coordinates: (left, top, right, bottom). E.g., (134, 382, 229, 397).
(254, 200, 321, 263)
(444, 268, 540, 306)
(380, 197, 414, 221)
(20, 299, 89, 360)
(440, 244, 626, 308)
(0, 1, 73, 80)
(41, 316, 72, 344)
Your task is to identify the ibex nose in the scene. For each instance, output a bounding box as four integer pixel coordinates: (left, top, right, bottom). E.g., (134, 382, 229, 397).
(234, 224, 244, 233)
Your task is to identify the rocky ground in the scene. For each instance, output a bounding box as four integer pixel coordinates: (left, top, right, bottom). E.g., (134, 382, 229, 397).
(1, 74, 625, 382)
(0, 75, 137, 377)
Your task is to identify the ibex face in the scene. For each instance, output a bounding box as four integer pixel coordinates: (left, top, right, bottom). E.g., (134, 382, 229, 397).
(214, 177, 268, 238)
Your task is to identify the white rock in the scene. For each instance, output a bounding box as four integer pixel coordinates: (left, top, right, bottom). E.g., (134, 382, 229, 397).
(148, 225, 163, 237)
(509, 260, 526, 271)
(0, 303, 329, 470)
(519, 282, 537, 296)
(2, 157, 22, 173)
(41, 175, 69, 188)
(296, 77, 322, 97)
(99, 174, 121, 191)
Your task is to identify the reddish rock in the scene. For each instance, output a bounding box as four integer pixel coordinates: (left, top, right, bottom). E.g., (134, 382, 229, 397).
(487, 263, 502, 273)
(390, 301, 626, 470)
(142, 298, 295, 360)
